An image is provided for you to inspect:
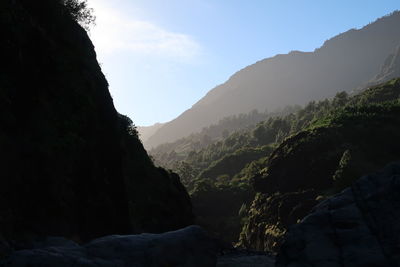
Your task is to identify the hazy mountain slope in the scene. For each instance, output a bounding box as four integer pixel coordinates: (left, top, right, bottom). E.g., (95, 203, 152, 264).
(138, 123, 164, 143)
(145, 11, 400, 148)
(369, 45, 400, 85)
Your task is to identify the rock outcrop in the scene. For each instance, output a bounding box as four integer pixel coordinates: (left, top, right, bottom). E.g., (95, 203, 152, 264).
(1, 226, 217, 267)
(0, 0, 192, 245)
(276, 162, 400, 267)
(240, 190, 319, 252)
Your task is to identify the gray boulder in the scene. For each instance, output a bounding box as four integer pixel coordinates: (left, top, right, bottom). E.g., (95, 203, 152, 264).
(1, 225, 217, 267)
(276, 162, 400, 267)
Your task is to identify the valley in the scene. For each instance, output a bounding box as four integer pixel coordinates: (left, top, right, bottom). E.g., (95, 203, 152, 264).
(1, 1, 400, 266)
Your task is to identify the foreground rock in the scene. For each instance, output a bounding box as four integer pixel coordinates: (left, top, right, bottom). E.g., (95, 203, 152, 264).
(1, 226, 217, 267)
(217, 250, 275, 267)
(276, 162, 400, 267)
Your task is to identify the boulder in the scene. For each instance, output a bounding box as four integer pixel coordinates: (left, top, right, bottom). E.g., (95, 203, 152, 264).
(276, 162, 400, 267)
(1, 226, 217, 267)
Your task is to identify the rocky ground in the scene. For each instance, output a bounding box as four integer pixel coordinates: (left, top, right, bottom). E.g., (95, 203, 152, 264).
(1, 226, 217, 267)
(217, 250, 275, 267)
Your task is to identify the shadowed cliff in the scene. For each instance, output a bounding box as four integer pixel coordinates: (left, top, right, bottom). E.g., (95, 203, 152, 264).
(0, 0, 193, 244)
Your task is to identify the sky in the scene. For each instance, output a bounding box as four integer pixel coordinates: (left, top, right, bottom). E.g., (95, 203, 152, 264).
(88, 0, 399, 126)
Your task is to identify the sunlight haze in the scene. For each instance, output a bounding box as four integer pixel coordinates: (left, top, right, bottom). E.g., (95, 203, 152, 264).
(89, 0, 399, 126)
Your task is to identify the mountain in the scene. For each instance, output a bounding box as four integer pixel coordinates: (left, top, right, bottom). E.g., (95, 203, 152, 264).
(144, 11, 400, 149)
(138, 123, 164, 143)
(0, 0, 192, 244)
(240, 79, 400, 252)
(160, 78, 400, 246)
(369, 45, 400, 85)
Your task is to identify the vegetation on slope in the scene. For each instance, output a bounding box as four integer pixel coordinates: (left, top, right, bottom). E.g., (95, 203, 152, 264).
(151, 78, 400, 246)
(150, 88, 351, 243)
(241, 78, 400, 252)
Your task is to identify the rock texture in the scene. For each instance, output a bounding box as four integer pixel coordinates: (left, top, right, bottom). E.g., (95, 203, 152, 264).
(276, 162, 400, 267)
(0, 0, 192, 244)
(1, 226, 217, 267)
(217, 250, 275, 267)
(240, 190, 319, 252)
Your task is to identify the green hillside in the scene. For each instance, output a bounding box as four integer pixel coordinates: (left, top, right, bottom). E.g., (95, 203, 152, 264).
(241, 78, 400, 252)
(152, 78, 400, 245)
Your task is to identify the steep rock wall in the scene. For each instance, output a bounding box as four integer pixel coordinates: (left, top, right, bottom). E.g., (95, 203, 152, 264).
(0, 0, 192, 244)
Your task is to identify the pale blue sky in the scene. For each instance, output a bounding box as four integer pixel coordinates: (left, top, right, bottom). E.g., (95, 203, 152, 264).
(89, 0, 399, 126)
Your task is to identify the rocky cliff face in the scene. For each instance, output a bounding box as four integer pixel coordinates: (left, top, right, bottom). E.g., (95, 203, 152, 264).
(239, 80, 400, 253)
(276, 162, 400, 267)
(0, 0, 192, 245)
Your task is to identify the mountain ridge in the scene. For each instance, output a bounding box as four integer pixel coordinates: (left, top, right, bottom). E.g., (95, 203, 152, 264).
(143, 11, 400, 149)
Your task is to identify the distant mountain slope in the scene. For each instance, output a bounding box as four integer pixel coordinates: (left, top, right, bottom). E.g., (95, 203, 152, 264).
(145, 11, 400, 149)
(369, 45, 400, 85)
(138, 123, 164, 143)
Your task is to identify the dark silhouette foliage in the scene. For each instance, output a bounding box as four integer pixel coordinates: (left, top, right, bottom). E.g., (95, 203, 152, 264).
(0, 0, 192, 246)
(62, 0, 95, 30)
(18, 0, 95, 31)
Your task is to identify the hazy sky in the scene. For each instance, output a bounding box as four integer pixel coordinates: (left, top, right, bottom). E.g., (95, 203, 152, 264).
(88, 0, 399, 126)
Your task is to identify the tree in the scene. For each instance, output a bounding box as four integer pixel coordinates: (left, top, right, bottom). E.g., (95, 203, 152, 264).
(174, 161, 196, 186)
(252, 124, 266, 142)
(119, 114, 138, 138)
(332, 91, 349, 108)
(63, 0, 95, 30)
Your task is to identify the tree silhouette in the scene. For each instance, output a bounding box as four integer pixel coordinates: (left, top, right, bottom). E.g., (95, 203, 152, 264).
(63, 0, 95, 30)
